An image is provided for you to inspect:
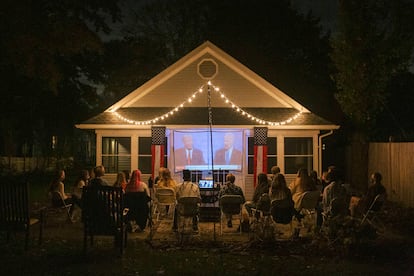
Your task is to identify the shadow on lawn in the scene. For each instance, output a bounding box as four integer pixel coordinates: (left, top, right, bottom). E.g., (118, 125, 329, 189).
(1, 173, 414, 275)
(2, 210, 414, 276)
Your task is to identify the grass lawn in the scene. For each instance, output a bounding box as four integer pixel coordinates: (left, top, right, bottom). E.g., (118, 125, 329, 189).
(1, 220, 413, 276)
(1, 172, 414, 275)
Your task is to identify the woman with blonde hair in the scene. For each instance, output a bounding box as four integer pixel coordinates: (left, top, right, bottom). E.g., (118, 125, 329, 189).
(156, 168, 177, 190)
(289, 168, 317, 210)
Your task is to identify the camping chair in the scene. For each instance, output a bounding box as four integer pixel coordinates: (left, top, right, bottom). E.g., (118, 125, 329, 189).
(297, 191, 321, 217)
(46, 191, 73, 223)
(0, 181, 45, 250)
(124, 191, 151, 232)
(153, 188, 176, 221)
(250, 193, 272, 220)
(296, 190, 321, 230)
(82, 186, 129, 254)
(270, 199, 294, 236)
(176, 197, 201, 242)
(360, 194, 386, 234)
(320, 197, 351, 244)
(219, 195, 244, 235)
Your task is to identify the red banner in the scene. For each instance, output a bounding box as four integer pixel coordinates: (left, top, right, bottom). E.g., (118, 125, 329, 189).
(151, 127, 166, 179)
(253, 127, 268, 187)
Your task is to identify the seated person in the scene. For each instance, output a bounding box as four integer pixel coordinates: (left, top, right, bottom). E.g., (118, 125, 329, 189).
(156, 168, 177, 190)
(72, 169, 90, 200)
(322, 170, 348, 216)
(289, 168, 317, 211)
(89, 165, 109, 188)
(270, 173, 304, 222)
(172, 169, 201, 231)
(125, 169, 151, 232)
(350, 172, 387, 217)
(48, 169, 81, 220)
(244, 173, 270, 216)
(155, 168, 177, 214)
(219, 173, 246, 228)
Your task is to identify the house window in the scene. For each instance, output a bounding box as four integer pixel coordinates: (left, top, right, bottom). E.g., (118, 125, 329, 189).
(247, 137, 277, 174)
(138, 137, 168, 174)
(284, 137, 313, 174)
(102, 137, 131, 174)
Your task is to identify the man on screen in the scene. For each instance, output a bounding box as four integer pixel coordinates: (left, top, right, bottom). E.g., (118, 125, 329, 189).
(213, 132, 242, 166)
(175, 134, 206, 169)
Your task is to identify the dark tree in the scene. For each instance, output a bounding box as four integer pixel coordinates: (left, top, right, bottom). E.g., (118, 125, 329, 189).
(330, 0, 414, 188)
(0, 0, 121, 164)
(104, 0, 340, 123)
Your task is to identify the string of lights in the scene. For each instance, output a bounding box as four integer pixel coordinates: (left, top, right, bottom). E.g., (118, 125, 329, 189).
(111, 81, 303, 126)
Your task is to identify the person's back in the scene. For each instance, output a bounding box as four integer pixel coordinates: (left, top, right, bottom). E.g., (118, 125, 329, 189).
(310, 170, 323, 192)
(219, 174, 245, 203)
(290, 168, 315, 194)
(176, 181, 200, 198)
(114, 171, 127, 191)
(269, 173, 296, 217)
(124, 169, 150, 232)
(290, 168, 316, 210)
(89, 165, 109, 188)
(125, 170, 150, 196)
(173, 169, 200, 231)
(361, 172, 386, 212)
(157, 168, 177, 190)
(252, 174, 269, 204)
(219, 173, 245, 228)
(322, 170, 348, 214)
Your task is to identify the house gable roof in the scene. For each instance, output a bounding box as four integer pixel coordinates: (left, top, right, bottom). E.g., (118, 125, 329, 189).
(77, 41, 339, 130)
(106, 41, 309, 112)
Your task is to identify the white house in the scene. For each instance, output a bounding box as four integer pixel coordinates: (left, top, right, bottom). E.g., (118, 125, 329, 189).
(76, 41, 339, 199)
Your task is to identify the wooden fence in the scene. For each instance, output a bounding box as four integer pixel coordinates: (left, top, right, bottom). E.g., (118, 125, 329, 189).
(0, 156, 72, 172)
(369, 142, 414, 207)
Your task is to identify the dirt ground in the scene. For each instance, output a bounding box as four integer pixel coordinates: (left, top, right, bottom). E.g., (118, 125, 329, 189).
(1, 206, 414, 275)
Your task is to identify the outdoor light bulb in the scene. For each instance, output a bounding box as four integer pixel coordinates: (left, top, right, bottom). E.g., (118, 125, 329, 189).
(110, 81, 302, 126)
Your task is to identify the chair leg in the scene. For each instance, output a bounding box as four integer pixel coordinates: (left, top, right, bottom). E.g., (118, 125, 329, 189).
(171, 205, 175, 223)
(220, 213, 223, 235)
(153, 204, 159, 221)
(25, 226, 30, 251)
(239, 213, 242, 234)
(39, 211, 44, 245)
(83, 230, 88, 253)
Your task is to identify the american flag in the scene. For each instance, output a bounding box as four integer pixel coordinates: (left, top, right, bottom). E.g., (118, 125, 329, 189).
(253, 127, 268, 187)
(151, 126, 166, 179)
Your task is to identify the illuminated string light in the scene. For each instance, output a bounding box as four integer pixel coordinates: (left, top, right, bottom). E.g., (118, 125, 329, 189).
(209, 82, 303, 126)
(111, 81, 302, 126)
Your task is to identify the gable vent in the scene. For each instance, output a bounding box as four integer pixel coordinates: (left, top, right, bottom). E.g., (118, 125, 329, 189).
(197, 58, 218, 80)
